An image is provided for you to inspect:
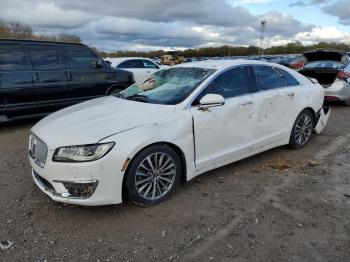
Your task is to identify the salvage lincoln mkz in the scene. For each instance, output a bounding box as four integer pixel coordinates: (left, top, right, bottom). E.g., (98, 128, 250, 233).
(29, 60, 330, 206)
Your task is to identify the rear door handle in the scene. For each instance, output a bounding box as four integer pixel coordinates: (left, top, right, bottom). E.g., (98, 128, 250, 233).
(66, 71, 73, 81)
(286, 92, 295, 98)
(240, 101, 253, 106)
(34, 72, 39, 83)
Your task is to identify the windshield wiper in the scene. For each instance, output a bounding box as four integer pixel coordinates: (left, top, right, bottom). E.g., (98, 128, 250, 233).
(113, 93, 125, 98)
(125, 94, 149, 102)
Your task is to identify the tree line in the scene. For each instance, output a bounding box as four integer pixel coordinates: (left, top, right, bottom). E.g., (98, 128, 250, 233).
(0, 21, 81, 43)
(1, 21, 349, 57)
(101, 41, 350, 58)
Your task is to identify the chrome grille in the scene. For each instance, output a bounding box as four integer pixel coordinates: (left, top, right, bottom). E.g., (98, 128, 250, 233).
(29, 134, 48, 168)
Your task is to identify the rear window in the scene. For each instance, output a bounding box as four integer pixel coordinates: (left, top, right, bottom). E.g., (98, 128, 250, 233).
(253, 65, 287, 91)
(0, 44, 29, 71)
(118, 59, 145, 69)
(304, 61, 342, 69)
(29, 45, 64, 70)
(143, 59, 158, 69)
(275, 67, 300, 86)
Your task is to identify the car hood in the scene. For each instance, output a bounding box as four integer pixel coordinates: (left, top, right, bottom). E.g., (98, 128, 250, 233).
(303, 49, 345, 62)
(32, 96, 177, 150)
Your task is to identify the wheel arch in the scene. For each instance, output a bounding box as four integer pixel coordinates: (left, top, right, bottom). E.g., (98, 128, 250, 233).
(303, 107, 317, 123)
(105, 84, 126, 95)
(121, 141, 187, 199)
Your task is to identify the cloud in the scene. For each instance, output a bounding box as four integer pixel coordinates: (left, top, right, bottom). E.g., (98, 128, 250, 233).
(296, 26, 350, 43)
(290, 0, 328, 7)
(0, 0, 347, 51)
(323, 0, 350, 25)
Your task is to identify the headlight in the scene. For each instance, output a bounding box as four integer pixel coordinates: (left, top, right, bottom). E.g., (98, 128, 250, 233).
(52, 143, 115, 162)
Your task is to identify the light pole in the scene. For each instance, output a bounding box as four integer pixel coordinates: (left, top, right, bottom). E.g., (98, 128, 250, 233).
(259, 19, 267, 58)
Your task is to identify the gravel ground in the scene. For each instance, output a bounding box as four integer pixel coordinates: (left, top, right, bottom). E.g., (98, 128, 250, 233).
(0, 103, 349, 262)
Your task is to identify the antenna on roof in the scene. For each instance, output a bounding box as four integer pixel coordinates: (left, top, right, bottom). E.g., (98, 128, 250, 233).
(259, 19, 267, 58)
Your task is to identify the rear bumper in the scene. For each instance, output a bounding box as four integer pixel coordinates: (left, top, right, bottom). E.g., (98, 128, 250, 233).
(324, 80, 350, 102)
(314, 107, 331, 135)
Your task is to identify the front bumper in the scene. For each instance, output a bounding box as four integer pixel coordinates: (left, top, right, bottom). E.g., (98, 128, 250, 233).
(29, 144, 126, 206)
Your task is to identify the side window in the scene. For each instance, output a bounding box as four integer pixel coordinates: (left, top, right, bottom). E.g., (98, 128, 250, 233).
(118, 59, 145, 69)
(194, 66, 250, 104)
(29, 45, 64, 70)
(275, 67, 299, 86)
(143, 59, 158, 69)
(0, 44, 29, 71)
(66, 46, 97, 69)
(253, 65, 287, 91)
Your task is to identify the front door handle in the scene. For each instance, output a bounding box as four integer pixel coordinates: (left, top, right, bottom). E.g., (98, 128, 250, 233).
(240, 101, 253, 106)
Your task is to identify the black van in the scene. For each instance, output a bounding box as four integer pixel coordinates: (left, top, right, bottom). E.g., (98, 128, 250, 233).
(0, 39, 134, 123)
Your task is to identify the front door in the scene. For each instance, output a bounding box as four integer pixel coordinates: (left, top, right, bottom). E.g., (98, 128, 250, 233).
(190, 66, 258, 170)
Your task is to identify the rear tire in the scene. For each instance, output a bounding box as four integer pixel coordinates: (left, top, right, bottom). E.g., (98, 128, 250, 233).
(288, 110, 315, 149)
(124, 145, 182, 207)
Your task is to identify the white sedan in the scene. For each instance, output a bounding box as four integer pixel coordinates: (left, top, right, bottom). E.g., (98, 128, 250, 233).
(105, 57, 168, 82)
(29, 60, 330, 206)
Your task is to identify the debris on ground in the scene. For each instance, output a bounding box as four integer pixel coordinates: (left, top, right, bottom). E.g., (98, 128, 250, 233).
(267, 160, 291, 171)
(0, 241, 14, 251)
(308, 160, 320, 167)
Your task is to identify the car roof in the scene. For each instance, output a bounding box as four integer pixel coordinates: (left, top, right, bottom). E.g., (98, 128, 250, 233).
(105, 57, 152, 62)
(0, 38, 86, 47)
(174, 59, 281, 70)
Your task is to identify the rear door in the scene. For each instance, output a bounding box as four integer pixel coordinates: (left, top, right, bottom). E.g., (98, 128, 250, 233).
(0, 43, 36, 117)
(251, 65, 295, 148)
(66, 45, 108, 104)
(28, 44, 71, 113)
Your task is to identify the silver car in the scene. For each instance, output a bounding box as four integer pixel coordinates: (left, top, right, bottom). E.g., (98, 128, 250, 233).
(299, 49, 350, 105)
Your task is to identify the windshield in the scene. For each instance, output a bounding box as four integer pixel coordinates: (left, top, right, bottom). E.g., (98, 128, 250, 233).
(117, 67, 216, 105)
(304, 60, 344, 70)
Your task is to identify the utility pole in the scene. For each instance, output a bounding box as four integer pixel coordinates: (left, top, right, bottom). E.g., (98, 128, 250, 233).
(259, 19, 267, 58)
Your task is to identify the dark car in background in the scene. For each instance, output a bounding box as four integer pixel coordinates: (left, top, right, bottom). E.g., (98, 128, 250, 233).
(0, 39, 134, 123)
(299, 49, 350, 105)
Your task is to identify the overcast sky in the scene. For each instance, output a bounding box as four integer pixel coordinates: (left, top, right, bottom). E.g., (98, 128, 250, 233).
(0, 0, 349, 51)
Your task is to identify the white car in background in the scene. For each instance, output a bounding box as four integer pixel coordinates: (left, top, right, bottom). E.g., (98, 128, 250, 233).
(106, 57, 168, 82)
(299, 49, 350, 105)
(29, 60, 330, 207)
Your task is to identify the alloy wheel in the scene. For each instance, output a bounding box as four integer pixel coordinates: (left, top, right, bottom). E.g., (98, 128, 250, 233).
(294, 113, 313, 145)
(135, 152, 177, 201)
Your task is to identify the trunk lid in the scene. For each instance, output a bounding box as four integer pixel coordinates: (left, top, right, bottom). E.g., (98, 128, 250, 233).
(303, 49, 345, 63)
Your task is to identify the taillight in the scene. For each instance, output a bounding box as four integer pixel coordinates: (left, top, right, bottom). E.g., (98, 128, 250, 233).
(290, 60, 304, 70)
(337, 70, 350, 80)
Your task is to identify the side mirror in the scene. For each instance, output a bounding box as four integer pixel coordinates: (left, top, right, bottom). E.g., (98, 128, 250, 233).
(199, 94, 225, 110)
(96, 58, 104, 67)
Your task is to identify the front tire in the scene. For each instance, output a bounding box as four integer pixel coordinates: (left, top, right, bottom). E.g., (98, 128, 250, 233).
(124, 145, 182, 207)
(106, 86, 123, 96)
(288, 110, 315, 149)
